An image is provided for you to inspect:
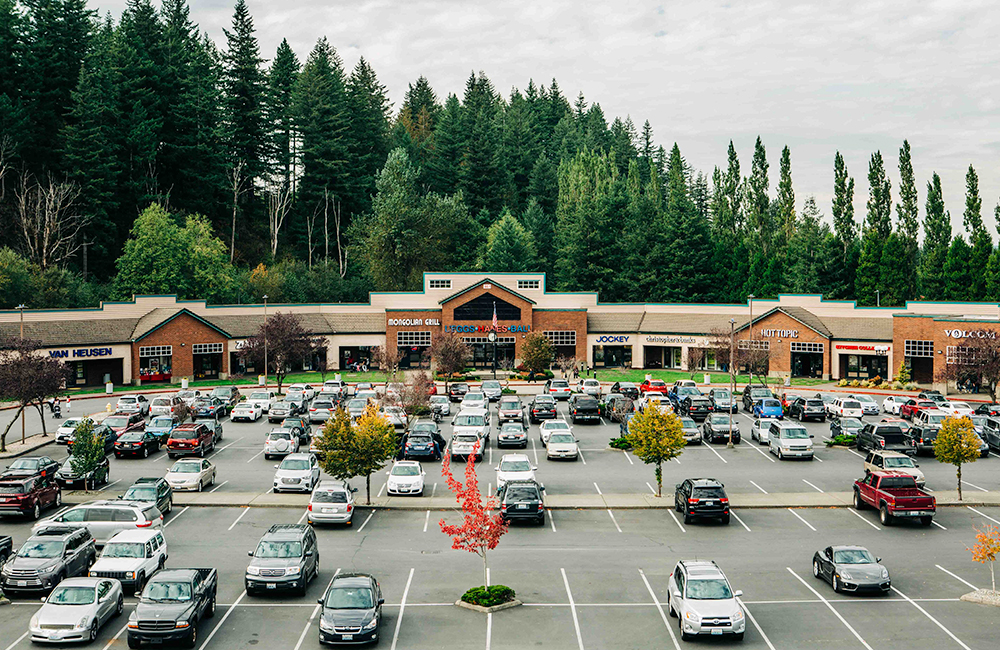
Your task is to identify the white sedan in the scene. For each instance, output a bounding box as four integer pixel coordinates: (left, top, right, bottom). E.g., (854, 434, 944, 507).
(751, 418, 777, 444)
(637, 395, 673, 414)
(386, 460, 425, 496)
(545, 432, 579, 461)
(882, 395, 908, 415)
(165, 458, 216, 492)
(287, 383, 315, 401)
(940, 401, 975, 418)
(495, 453, 537, 489)
(29, 577, 124, 644)
(231, 402, 263, 422)
(539, 419, 572, 446)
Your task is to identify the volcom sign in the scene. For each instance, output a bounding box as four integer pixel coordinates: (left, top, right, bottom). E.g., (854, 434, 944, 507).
(945, 329, 997, 339)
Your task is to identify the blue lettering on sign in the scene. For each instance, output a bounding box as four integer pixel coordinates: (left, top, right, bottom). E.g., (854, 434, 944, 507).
(49, 350, 69, 358)
(49, 347, 113, 359)
(595, 335, 629, 343)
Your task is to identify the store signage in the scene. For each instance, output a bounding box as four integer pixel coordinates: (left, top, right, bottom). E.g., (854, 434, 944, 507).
(387, 318, 441, 326)
(645, 335, 695, 344)
(234, 340, 247, 350)
(759, 329, 798, 338)
(835, 344, 891, 351)
(444, 324, 531, 333)
(49, 347, 113, 359)
(945, 329, 997, 339)
(596, 335, 630, 343)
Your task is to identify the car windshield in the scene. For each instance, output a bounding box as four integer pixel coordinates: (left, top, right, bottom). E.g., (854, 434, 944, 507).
(47, 586, 96, 605)
(279, 459, 310, 470)
(713, 390, 730, 399)
(551, 381, 569, 388)
(152, 398, 170, 406)
(545, 422, 570, 430)
(507, 486, 540, 501)
(840, 418, 862, 429)
(500, 459, 531, 471)
(211, 388, 230, 397)
(268, 432, 292, 441)
(454, 415, 485, 427)
(843, 401, 861, 409)
(500, 400, 519, 409)
(119, 397, 137, 404)
(884, 456, 915, 468)
(391, 464, 420, 476)
(325, 587, 373, 609)
(170, 462, 201, 474)
(172, 429, 200, 440)
(120, 432, 144, 442)
(255, 540, 302, 558)
(806, 400, 824, 407)
(411, 424, 437, 434)
(576, 397, 598, 406)
(313, 491, 348, 504)
(8, 459, 39, 470)
(144, 581, 191, 601)
(347, 400, 366, 410)
(150, 417, 172, 428)
(104, 417, 128, 428)
(464, 393, 485, 401)
(678, 387, 699, 396)
(535, 396, 555, 404)
(250, 393, 270, 400)
(780, 428, 810, 439)
(548, 433, 575, 444)
(430, 396, 448, 404)
(313, 402, 334, 409)
(680, 418, 696, 428)
(584, 380, 599, 387)
(855, 395, 875, 403)
(123, 486, 156, 501)
(949, 402, 970, 409)
(650, 381, 666, 388)
(761, 400, 780, 408)
(750, 388, 771, 398)
(970, 416, 987, 426)
(103, 542, 145, 558)
(687, 579, 733, 600)
(692, 486, 726, 498)
(482, 381, 501, 389)
(924, 414, 945, 424)
(18, 540, 63, 558)
(709, 414, 729, 424)
(501, 424, 524, 433)
(194, 398, 212, 406)
(455, 434, 479, 443)
(833, 549, 876, 564)
(409, 435, 432, 444)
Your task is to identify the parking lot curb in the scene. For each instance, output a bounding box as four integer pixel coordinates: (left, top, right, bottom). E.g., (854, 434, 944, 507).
(0, 435, 55, 459)
(454, 599, 523, 613)
(959, 589, 1000, 607)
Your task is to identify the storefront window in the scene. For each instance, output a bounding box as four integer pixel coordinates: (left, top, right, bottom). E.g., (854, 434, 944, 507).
(139, 346, 172, 382)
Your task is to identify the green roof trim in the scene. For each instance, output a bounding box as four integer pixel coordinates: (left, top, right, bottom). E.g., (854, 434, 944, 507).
(437, 278, 537, 305)
(132, 308, 232, 342)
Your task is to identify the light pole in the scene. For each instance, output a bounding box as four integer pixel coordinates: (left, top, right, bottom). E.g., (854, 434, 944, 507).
(747, 294, 755, 388)
(728, 318, 736, 449)
(262, 295, 269, 390)
(876, 290, 880, 307)
(16, 304, 25, 444)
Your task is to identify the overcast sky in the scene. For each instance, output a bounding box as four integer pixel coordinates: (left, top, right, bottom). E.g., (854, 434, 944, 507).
(97, 0, 1000, 236)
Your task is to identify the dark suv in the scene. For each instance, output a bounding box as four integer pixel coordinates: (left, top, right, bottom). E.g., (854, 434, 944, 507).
(680, 396, 713, 421)
(0, 526, 96, 593)
(497, 479, 546, 525)
(245, 524, 319, 596)
(210, 386, 241, 414)
(282, 417, 313, 445)
(166, 423, 216, 458)
(448, 383, 470, 402)
(122, 477, 174, 516)
(788, 397, 827, 422)
(904, 425, 939, 456)
(674, 478, 730, 525)
(0, 473, 61, 519)
(528, 395, 558, 423)
(2, 455, 61, 480)
(856, 424, 911, 454)
(741, 386, 774, 412)
(318, 573, 384, 645)
(610, 382, 640, 401)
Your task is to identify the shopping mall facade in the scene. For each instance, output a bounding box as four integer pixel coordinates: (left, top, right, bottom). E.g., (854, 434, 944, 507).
(1, 272, 997, 392)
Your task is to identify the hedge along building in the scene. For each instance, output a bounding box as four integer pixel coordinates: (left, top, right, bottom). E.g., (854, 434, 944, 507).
(1, 272, 999, 390)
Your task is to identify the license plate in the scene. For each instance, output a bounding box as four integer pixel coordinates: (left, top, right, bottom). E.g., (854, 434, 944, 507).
(711, 629, 723, 636)
(518, 504, 528, 509)
(342, 635, 353, 641)
(323, 508, 334, 513)
(704, 500, 714, 506)
(266, 583, 276, 589)
(18, 580, 27, 586)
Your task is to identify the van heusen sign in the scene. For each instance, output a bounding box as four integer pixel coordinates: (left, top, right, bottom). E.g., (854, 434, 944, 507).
(759, 329, 798, 338)
(49, 347, 113, 358)
(388, 318, 441, 326)
(945, 329, 997, 339)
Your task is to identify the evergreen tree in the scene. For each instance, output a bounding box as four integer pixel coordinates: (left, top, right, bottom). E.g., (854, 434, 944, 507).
(660, 144, 715, 302)
(920, 172, 951, 299)
(856, 151, 892, 305)
(985, 247, 1000, 301)
(267, 38, 300, 188)
(895, 139, 919, 301)
(527, 151, 558, 215)
(0, 0, 29, 156)
(522, 198, 555, 278)
(963, 165, 992, 300)
(786, 197, 826, 293)
(776, 145, 795, 243)
(500, 88, 541, 212)
(458, 71, 503, 214)
(480, 210, 539, 272)
(345, 57, 391, 218)
(831, 151, 857, 248)
(943, 236, 973, 301)
(426, 93, 463, 195)
(879, 233, 911, 306)
(222, 0, 267, 185)
(747, 137, 771, 252)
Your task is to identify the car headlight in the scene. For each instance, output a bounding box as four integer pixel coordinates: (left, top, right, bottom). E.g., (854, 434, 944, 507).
(76, 616, 90, 629)
(881, 568, 889, 579)
(30, 614, 38, 629)
(839, 571, 852, 580)
(38, 564, 58, 575)
(362, 616, 378, 630)
(733, 609, 744, 621)
(175, 620, 189, 629)
(319, 619, 335, 632)
(286, 566, 300, 575)
(125, 571, 135, 579)
(685, 611, 700, 622)
(246, 566, 260, 575)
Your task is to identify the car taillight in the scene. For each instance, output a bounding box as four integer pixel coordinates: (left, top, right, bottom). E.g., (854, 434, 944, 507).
(501, 504, 507, 511)
(538, 503, 544, 510)
(688, 498, 699, 504)
(308, 503, 313, 511)
(720, 498, 729, 504)
(309, 408, 316, 411)
(346, 504, 352, 512)
(879, 440, 885, 448)
(136, 520, 152, 528)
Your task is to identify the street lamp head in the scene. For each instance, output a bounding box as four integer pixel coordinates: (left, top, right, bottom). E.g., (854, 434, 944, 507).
(262, 295, 268, 301)
(15, 304, 25, 310)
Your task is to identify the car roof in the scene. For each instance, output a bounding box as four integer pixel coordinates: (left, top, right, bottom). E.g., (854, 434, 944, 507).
(393, 460, 421, 467)
(263, 523, 309, 540)
(314, 479, 350, 492)
(283, 453, 312, 460)
(31, 526, 81, 539)
(541, 419, 570, 426)
(330, 573, 374, 588)
(107, 528, 161, 542)
(51, 577, 103, 588)
(830, 544, 869, 553)
(870, 450, 910, 458)
(679, 559, 725, 577)
(503, 479, 541, 488)
(457, 408, 488, 415)
(688, 478, 723, 487)
(923, 408, 947, 415)
(500, 453, 530, 462)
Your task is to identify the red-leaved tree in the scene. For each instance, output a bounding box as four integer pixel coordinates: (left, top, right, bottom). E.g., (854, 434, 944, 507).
(439, 445, 509, 588)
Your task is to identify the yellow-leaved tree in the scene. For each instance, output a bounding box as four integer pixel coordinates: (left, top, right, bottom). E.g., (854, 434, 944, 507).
(933, 416, 981, 501)
(624, 407, 686, 497)
(315, 404, 397, 504)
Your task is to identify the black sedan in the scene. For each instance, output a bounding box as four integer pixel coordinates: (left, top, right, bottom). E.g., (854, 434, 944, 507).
(610, 382, 639, 401)
(318, 573, 383, 645)
(114, 430, 161, 458)
(811, 545, 890, 594)
(1, 455, 60, 480)
(830, 417, 864, 438)
(497, 422, 528, 449)
(974, 403, 1000, 416)
(528, 395, 558, 423)
(680, 396, 713, 421)
(54, 455, 110, 489)
(448, 383, 470, 402)
(702, 413, 740, 444)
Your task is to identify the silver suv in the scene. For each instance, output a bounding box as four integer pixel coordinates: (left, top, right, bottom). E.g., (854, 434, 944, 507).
(32, 500, 163, 545)
(307, 480, 356, 526)
(667, 560, 745, 641)
(245, 524, 319, 596)
(0, 526, 97, 594)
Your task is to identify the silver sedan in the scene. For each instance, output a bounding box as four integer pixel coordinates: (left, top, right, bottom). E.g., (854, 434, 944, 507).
(165, 458, 217, 492)
(30, 577, 124, 644)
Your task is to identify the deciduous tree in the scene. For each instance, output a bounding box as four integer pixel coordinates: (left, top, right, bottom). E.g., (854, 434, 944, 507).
(520, 332, 554, 377)
(624, 407, 685, 496)
(967, 524, 1000, 593)
(237, 312, 321, 394)
(316, 405, 397, 504)
(68, 418, 108, 490)
(428, 331, 471, 388)
(0, 336, 70, 450)
(933, 416, 981, 501)
(937, 333, 1000, 402)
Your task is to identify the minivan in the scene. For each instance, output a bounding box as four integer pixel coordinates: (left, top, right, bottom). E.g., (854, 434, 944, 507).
(768, 422, 814, 460)
(452, 408, 491, 442)
(245, 524, 319, 595)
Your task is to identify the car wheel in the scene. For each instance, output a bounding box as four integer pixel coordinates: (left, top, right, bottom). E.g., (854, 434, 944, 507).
(813, 560, 821, 578)
(734, 631, 744, 641)
(142, 446, 149, 458)
(116, 593, 124, 616)
(880, 505, 892, 526)
(55, 491, 62, 507)
(31, 502, 40, 520)
(89, 619, 99, 642)
(683, 508, 692, 525)
(853, 490, 865, 510)
(778, 448, 783, 460)
(920, 516, 933, 526)
(721, 514, 730, 525)
(185, 626, 198, 649)
(832, 574, 841, 593)
(197, 481, 203, 493)
(668, 600, 676, 617)
(206, 592, 216, 618)
(679, 617, 691, 641)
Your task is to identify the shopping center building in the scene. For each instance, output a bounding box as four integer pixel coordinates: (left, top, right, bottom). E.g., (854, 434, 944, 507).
(2, 272, 998, 391)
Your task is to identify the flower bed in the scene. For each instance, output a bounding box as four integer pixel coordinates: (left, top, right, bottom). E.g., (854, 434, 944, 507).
(461, 585, 516, 608)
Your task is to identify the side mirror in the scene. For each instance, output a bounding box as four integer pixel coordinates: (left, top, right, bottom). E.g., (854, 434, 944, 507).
(351, 487, 358, 493)
(532, 466, 537, 471)
(274, 465, 279, 469)
(914, 463, 920, 467)
(247, 550, 253, 556)
(378, 597, 385, 605)
(493, 466, 499, 471)
(134, 591, 142, 598)
(318, 598, 324, 604)
(809, 435, 815, 439)
(305, 550, 314, 557)
(40, 596, 46, 603)
(876, 556, 882, 563)
(675, 484, 682, 490)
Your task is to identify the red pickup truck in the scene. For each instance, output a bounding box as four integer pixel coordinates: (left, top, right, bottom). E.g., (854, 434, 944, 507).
(853, 470, 936, 526)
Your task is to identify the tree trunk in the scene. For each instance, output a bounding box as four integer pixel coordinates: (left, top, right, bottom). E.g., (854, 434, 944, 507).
(34, 403, 47, 437)
(483, 552, 488, 589)
(957, 464, 963, 501)
(0, 405, 26, 452)
(365, 473, 371, 505)
(655, 462, 662, 497)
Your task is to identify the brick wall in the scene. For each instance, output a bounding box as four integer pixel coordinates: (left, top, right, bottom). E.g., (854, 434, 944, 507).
(532, 310, 588, 361)
(738, 311, 830, 379)
(893, 315, 1000, 389)
(385, 310, 443, 361)
(133, 314, 229, 384)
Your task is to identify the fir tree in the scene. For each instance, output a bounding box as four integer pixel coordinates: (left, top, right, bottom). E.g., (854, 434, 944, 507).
(458, 71, 503, 214)
(856, 151, 892, 305)
(345, 57, 391, 218)
(660, 144, 715, 302)
(222, 0, 267, 185)
(747, 136, 771, 253)
(879, 233, 910, 306)
(267, 39, 300, 189)
(786, 197, 826, 294)
(895, 140, 919, 301)
(500, 88, 541, 212)
(522, 198, 555, 277)
(943, 236, 973, 301)
(0, 0, 29, 156)
(832, 151, 856, 249)
(963, 165, 992, 300)
(480, 210, 539, 272)
(776, 146, 795, 243)
(920, 172, 951, 299)
(426, 93, 463, 195)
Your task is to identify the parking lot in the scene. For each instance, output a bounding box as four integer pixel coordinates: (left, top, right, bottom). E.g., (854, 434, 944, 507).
(2, 388, 1000, 648)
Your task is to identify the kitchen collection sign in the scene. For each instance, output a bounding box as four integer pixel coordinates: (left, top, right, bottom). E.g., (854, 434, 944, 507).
(49, 347, 113, 358)
(387, 318, 441, 326)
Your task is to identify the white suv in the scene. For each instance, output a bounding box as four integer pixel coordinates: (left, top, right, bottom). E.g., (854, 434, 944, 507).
(667, 560, 745, 641)
(89, 528, 168, 594)
(495, 454, 537, 489)
(831, 397, 863, 419)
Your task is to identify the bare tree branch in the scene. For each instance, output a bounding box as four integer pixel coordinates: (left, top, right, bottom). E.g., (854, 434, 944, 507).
(14, 171, 88, 269)
(266, 182, 293, 257)
(226, 159, 248, 263)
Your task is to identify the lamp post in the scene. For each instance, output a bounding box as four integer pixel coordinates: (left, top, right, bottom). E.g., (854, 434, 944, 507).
(16, 304, 25, 444)
(747, 294, 755, 387)
(488, 331, 498, 380)
(728, 318, 736, 449)
(876, 290, 881, 307)
(262, 295, 269, 390)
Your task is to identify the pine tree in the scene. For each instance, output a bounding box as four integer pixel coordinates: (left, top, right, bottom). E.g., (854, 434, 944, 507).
(522, 198, 555, 277)
(879, 233, 911, 306)
(776, 146, 795, 243)
(345, 57, 391, 218)
(832, 151, 857, 249)
(786, 197, 826, 293)
(895, 140, 919, 301)
(0, 0, 29, 156)
(426, 93, 463, 195)
(747, 136, 771, 253)
(267, 39, 300, 189)
(458, 72, 503, 214)
(963, 165, 992, 300)
(500, 89, 541, 212)
(660, 144, 715, 302)
(480, 210, 539, 272)
(943, 236, 973, 301)
(527, 151, 558, 215)
(856, 151, 892, 305)
(222, 0, 267, 185)
(921, 172, 951, 299)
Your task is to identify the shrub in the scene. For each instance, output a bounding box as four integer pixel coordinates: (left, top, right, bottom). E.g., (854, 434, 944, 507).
(609, 435, 633, 450)
(461, 585, 515, 608)
(837, 379, 849, 387)
(501, 388, 517, 395)
(826, 433, 857, 447)
(905, 383, 918, 390)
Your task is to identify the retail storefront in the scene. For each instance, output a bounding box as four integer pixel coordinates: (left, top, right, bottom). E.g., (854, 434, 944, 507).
(834, 344, 890, 380)
(590, 335, 633, 368)
(47, 345, 129, 387)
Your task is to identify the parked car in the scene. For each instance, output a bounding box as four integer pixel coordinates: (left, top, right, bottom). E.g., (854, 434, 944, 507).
(281, 416, 313, 445)
(830, 417, 864, 439)
(385, 460, 425, 496)
(498, 397, 525, 424)
(90, 528, 168, 594)
(752, 398, 783, 420)
(879, 417, 911, 434)
(850, 394, 880, 416)
(912, 408, 948, 429)
(54, 454, 111, 489)
(287, 383, 315, 401)
(497, 479, 546, 525)
(65, 424, 118, 456)
(402, 430, 441, 460)
(544, 379, 573, 400)
(33, 500, 163, 545)
(919, 390, 947, 404)
(679, 416, 701, 444)
(322, 380, 348, 401)
(539, 419, 572, 446)
(103, 412, 146, 437)
(273, 453, 321, 493)
(708, 388, 738, 413)
(121, 477, 173, 516)
(830, 397, 863, 419)
(308, 399, 336, 424)
(569, 394, 601, 423)
(938, 401, 975, 418)
(307, 480, 356, 526)
(245, 524, 319, 596)
(546, 432, 580, 461)
(231, 402, 263, 422)
(853, 471, 936, 526)
(246, 390, 278, 413)
(145, 415, 179, 443)
(904, 424, 940, 456)
(812, 545, 890, 594)
(28, 576, 124, 643)
(669, 386, 702, 409)
(264, 429, 300, 459)
(56, 418, 91, 445)
(481, 379, 503, 401)
(1, 526, 96, 594)
(610, 382, 640, 401)
(0, 473, 60, 520)
(190, 396, 225, 420)
(149, 395, 183, 417)
(450, 433, 483, 462)
(381, 405, 408, 429)
(128, 568, 218, 648)
(528, 395, 558, 423)
(983, 417, 1000, 452)
(702, 413, 740, 444)
(495, 453, 537, 488)
(2, 455, 60, 480)
(344, 398, 368, 420)
(882, 395, 909, 415)
(167, 422, 215, 458)
(448, 382, 470, 402)
(856, 423, 911, 454)
(751, 418, 777, 444)
(599, 394, 633, 421)
(899, 399, 937, 421)
(779, 392, 802, 410)
(113, 430, 161, 459)
(268, 399, 302, 422)
(166, 458, 216, 492)
(639, 379, 669, 397)
(317, 573, 383, 645)
(974, 402, 1000, 416)
(210, 386, 241, 414)
(175, 390, 201, 406)
(497, 422, 528, 449)
(637, 393, 673, 414)
(674, 478, 730, 525)
(577, 378, 602, 398)
(767, 421, 814, 460)
(741, 386, 774, 411)
(461, 392, 488, 411)
(680, 395, 713, 421)
(430, 395, 451, 418)
(453, 408, 491, 443)
(667, 560, 745, 640)
(815, 392, 838, 413)
(116, 394, 150, 417)
(864, 450, 925, 487)
(787, 397, 826, 422)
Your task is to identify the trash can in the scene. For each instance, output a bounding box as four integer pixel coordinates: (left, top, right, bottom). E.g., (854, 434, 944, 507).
(258, 375, 266, 386)
(181, 378, 189, 389)
(105, 382, 113, 394)
(704, 374, 711, 385)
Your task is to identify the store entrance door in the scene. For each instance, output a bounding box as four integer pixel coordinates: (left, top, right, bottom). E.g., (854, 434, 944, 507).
(791, 352, 824, 378)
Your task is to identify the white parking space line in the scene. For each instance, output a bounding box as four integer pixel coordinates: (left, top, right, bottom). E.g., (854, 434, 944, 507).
(389, 568, 414, 650)
(890, 585, 973, 650)
(846, 448, 866, 459)
(245, 449, 265, 463)
(749, 480, 768, 494)
(530, 439, 539, 464)
(3, 631, 29, 650)
(561, 568, 585, 650)
(548, 509, 557, 532)
(100, 623, 128, 650)
(164, 506, 189, 527)
(967, 506, 1000, 525)
(489, 445, 493, 465)
(623, 450, 633, 464)
(731, 510, 751, 532)
(736, 597, 776, 650)
(936, 565, 978, 590)
(786, 568, 874, 650)
(357, 510, 375, 532)
(377, 482, 386, 497)
(788, 508, 817, 531)
(431, 482, 437, 497)
(486, 568, 493, 650)
(638, 569, 681, 650)
(607, 509, 623, 533)
(97, 479, 122, 492)
(846, 508, 881, 530)
(227, 507, 250, 531)
(578, 448, 586, 464)
(814, 455, 824, 462)
(802, 479, 824, 493)
(593, 482, 602, 495)
(208, 480, 228, 493)
(423, 510, 430, 532)
(198, 590, 246, 650)
(961, 480, 988, 493)
(932, 520, 948, 530)
(704, 444, 728, 463)
(296, 510, 308, 524)
(646, 482, 656, 495)
(745, 441, 775, 462)
(667, 508, 686, 533)
(209, 437, 243, 456)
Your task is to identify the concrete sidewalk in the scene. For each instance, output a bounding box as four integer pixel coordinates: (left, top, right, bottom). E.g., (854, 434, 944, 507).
(0, 431, 55, 459)
(60, 489, 1000, 510)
